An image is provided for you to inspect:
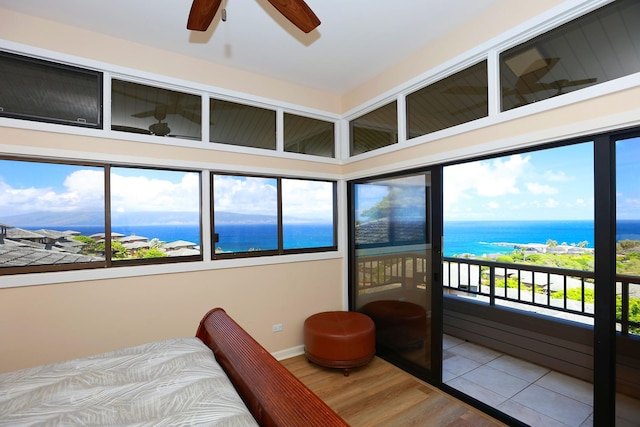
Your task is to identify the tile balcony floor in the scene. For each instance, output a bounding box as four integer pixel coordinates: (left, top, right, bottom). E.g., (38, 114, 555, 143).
(443, 335, 640, 427)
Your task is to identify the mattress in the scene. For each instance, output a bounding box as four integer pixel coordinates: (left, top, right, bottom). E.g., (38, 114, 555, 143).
(0, 337, 258, 426)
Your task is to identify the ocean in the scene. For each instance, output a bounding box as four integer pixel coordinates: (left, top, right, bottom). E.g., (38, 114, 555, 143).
(444, 219, 640, 257)
(23, 220, 640, 256)
(25, 223, 335, 252)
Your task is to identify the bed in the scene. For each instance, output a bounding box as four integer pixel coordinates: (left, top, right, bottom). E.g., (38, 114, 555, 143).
(0, 308, 348, 426)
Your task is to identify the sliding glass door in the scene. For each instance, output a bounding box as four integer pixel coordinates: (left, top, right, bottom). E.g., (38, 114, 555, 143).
(614, 134, 640, 425)
(349, 170, 439, 378)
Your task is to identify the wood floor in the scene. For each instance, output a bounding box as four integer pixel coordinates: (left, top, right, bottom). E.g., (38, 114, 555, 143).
(281, 355, 506, 427)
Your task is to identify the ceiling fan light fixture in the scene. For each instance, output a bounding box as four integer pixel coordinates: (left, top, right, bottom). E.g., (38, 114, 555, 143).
(149, 122, 171, 136)
(504, 47, 549, 77)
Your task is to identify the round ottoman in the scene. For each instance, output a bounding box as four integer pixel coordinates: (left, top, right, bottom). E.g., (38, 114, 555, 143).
(304, 311, 375, 376)
(361, 300, 427, 349)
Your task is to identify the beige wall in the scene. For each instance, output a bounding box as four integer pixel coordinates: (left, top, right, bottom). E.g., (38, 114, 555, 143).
(0, 8, 342, 114)
(344, 86, 640, 176)
(342, 0, 567, 111)
(2, 0, 640, 373)
(0, 127, 343, 176)
(0, 259, 343, 373)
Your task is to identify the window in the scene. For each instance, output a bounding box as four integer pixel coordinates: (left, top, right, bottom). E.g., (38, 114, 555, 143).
(110, 167, 202, 262)
(0, 158, 106, 273)
(282, 178, 335, 249)
(0, 51, 102, 127)
(350, 101, 398, 156)
(354, 175, 428, 248)
(284, 113, 335, 158)
(212, 174, 336, 257)
(0, 158, 202, 275)
(210, 98, 276, 150)
(500, 0, 640, 111)
(406, 61, 488, 139)
(442, 142, 595, 317)
(212, 175, 279, 255)
(111, 79, 201, 140)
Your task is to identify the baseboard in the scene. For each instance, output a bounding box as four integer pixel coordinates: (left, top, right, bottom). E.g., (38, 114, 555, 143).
(272, 345, 305, 361)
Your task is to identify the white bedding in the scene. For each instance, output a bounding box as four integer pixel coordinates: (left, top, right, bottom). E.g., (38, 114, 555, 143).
(0, 337, 258, 426)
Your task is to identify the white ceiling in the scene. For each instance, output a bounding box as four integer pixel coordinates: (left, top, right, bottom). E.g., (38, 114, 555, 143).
(0, 0, 501, 94)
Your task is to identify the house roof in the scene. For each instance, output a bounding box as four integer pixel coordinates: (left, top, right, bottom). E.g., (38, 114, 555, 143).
(0, 243, 102, 266)
(6, 228, 44, 240)
(163, 240, 197, 250)
(0, 0, 501, 93)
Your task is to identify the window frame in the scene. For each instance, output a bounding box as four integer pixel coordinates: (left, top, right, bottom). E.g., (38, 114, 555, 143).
(0, 51, 103, 129)
(0, 157, 204, 276)
(210, 172, 338, 260)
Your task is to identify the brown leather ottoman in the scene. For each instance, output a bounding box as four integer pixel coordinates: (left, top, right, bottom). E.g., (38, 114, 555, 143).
(361, 300, 427, 349)
(304, 311, 375, 376)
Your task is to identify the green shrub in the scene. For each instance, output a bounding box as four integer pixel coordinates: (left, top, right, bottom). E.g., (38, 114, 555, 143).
(552, 287, 595, 304)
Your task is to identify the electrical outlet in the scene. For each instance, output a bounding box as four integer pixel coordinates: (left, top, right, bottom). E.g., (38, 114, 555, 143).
(272, 323, 283, 332)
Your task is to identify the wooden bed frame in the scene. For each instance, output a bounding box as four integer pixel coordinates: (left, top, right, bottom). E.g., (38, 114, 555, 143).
(196, 308, 348, 426)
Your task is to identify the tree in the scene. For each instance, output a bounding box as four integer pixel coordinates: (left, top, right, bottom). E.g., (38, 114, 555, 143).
(149, 238, 164, 249)
(96, 240, 128, 259)
(361, 194, 390, 220)
(136, 248, 167, 259)
(74, 235, 100, 255)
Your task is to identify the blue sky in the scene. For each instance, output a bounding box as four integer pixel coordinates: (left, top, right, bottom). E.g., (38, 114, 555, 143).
(0, 160, 199, 216)
(616, 137, 640, 220)
(2, 138, 639, 223)
(0, 161, 333, 222)
(213, 175, 334, 222)
(444, 142, 598, 221)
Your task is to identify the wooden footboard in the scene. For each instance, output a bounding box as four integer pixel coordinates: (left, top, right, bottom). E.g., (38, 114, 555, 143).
(196, 308, 349, 427)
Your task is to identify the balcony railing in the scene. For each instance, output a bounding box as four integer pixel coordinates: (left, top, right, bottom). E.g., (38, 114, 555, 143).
(355, 252, 640, 335)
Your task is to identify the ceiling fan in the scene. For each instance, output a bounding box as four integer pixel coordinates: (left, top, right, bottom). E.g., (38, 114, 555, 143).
(187, 0, 320, 33)
(446, 54, 597, 107)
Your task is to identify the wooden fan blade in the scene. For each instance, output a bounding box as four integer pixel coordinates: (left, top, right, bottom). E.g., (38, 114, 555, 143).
(267, 0, 320, 33)
(187, 0, 222, 31)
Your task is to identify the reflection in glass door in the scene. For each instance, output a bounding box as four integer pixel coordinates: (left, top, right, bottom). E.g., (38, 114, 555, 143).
(350, 172, 435, 377)
(614, 136, 640, 424)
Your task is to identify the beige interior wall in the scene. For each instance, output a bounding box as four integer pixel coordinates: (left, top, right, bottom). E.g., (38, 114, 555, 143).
(0, 8, 342, 113)
(344, 86, 640, 176)
(0, 127, 343, 176)
(343, 0, 567, 111)
(0, 258, 343, 373)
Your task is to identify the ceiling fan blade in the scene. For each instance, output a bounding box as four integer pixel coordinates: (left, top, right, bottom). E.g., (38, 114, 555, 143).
(267, 0, 320, 33)
(131, 109, 156, 119)
(187, 0, 223, 31)
(112, 125, 152, 135)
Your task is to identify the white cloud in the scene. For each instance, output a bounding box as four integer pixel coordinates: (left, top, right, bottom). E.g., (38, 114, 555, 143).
(282, 179, 333, 221)
(0, 170, 104, 213)
(544, 198, 560, 208)
(0, 169, 202, 216)
(213, 175, 277, 215)
(526, 182, 558, 195)
(212, 176, 333, 220)
(111, 171, 199, 212)
(444, 154, 529, 214)
(544, 170, 573, 182)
